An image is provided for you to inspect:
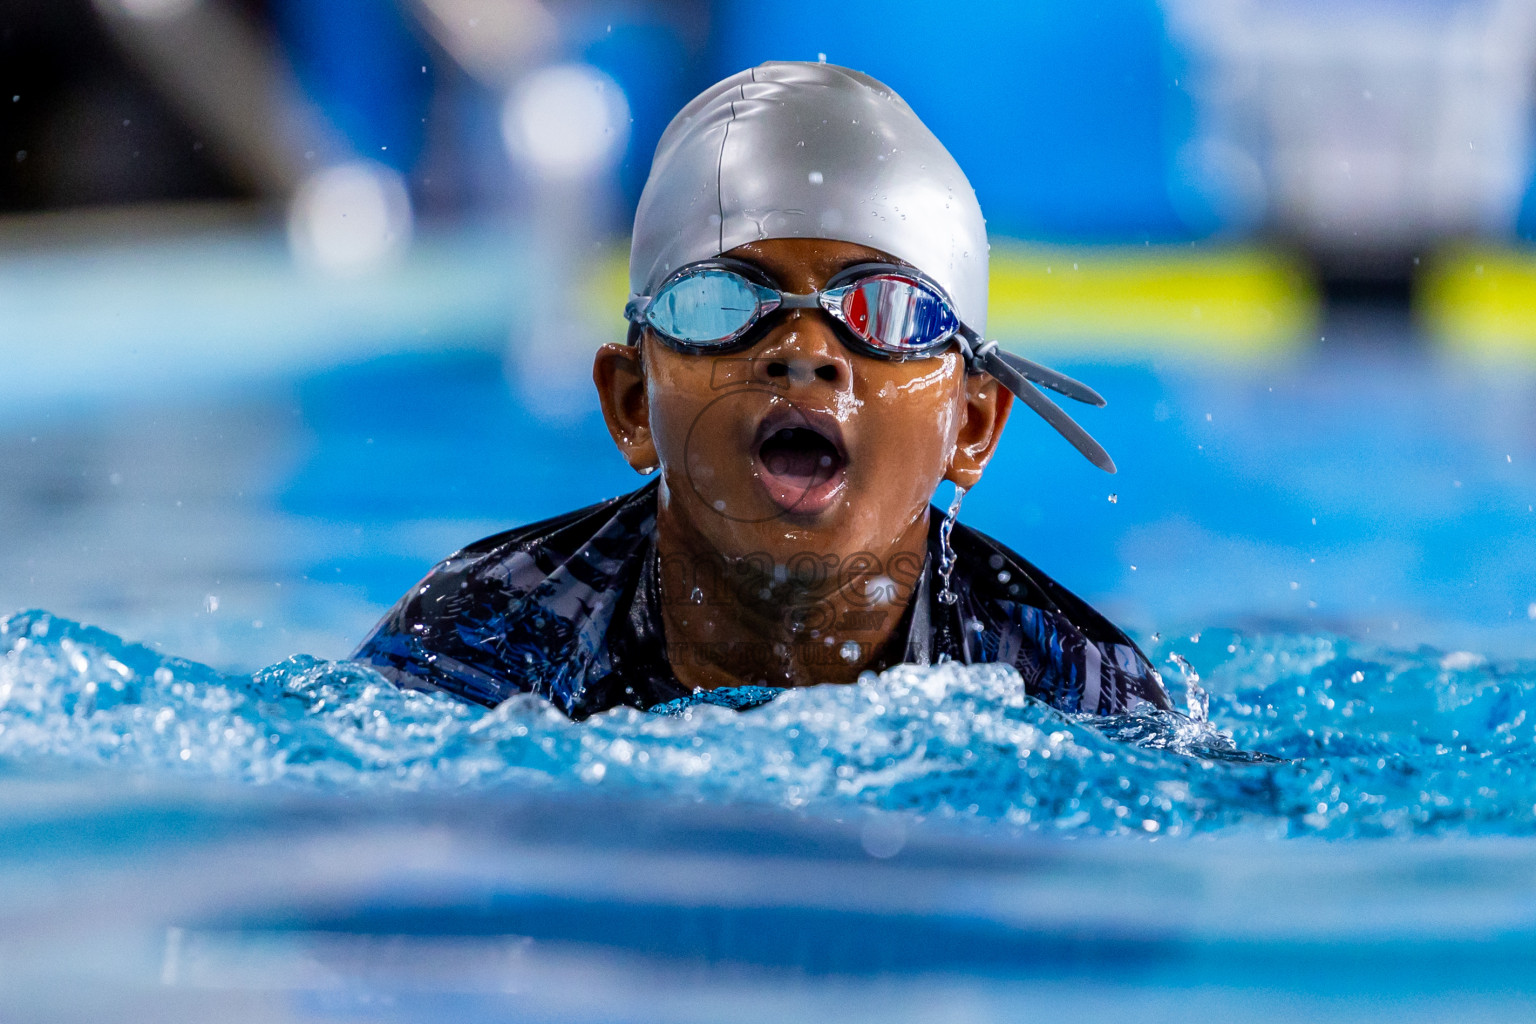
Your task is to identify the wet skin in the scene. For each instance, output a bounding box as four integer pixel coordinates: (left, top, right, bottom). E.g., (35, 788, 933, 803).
(593, 238, 1012, 691)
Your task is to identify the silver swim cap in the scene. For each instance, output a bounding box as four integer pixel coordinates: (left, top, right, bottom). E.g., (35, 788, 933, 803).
(629, 61, 990, 335)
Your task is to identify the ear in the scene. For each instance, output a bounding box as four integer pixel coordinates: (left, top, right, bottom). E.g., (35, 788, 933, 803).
(944, 373, 1012, 489)
(592, 342, 658, 473)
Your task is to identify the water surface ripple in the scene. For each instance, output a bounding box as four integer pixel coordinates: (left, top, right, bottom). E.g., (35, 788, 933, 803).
(2, 610, 1530, 839)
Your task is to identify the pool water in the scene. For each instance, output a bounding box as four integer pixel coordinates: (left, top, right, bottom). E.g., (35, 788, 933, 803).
(3, 607, 1532, 838)
(1, 342, 1534, 1020)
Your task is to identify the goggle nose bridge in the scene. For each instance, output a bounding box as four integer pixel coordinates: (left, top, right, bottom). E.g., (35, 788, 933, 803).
(775, 291, 823, 310)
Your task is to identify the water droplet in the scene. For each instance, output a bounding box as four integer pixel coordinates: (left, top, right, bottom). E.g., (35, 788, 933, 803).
(937, 485, 966, 606)
(690, 587, 704, 604)
(839, 641, 861, 662)
(1107, 493, 1118, 504)
(860, 817, 905, 858)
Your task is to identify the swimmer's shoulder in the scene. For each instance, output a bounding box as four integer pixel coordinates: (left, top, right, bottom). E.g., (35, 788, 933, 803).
(353, 484, 660, 698)
(455, 484, 655, 561)
(946, 517, 1174, 712)
(436, 482, 660, 583)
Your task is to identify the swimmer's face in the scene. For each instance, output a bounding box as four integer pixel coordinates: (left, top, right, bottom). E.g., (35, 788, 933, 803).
(594, 237, 1011, 573)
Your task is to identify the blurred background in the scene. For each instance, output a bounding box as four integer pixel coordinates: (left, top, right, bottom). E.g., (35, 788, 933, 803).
(1, 0, 1533, 667)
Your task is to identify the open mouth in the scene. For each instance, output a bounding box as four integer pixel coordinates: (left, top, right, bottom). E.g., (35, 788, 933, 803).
(752, 413, 848, 516)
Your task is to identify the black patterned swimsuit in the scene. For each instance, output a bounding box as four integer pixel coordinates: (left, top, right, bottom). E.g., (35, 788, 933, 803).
(353, 482, 1174, 719)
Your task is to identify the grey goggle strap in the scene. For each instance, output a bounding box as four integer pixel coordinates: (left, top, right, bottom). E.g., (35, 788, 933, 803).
(957, 328, 1118, 474)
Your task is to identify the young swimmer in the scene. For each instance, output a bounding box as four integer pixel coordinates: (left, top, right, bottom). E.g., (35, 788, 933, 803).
(354, 61, 1174, 718)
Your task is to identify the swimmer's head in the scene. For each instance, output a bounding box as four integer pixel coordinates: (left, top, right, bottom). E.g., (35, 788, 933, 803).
(594, 61, 1106, 575)
(628, 61, 991, 339)
(623, 61, 1113, 476)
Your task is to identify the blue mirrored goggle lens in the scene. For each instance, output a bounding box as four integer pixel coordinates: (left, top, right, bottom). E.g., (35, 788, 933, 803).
(835, 275, 958, 353)
(646, 269, 762, 344)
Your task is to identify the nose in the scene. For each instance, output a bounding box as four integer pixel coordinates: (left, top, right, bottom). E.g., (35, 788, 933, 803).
(751, 309, 850, 388)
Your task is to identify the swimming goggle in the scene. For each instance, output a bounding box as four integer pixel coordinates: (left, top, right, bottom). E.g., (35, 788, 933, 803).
(626, 260, 961, 360)
(624, 258, 1119, 473)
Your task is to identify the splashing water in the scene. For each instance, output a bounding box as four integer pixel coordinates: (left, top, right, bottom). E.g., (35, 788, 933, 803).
(1167, 651, 1209, 723)
(4, 610, 1534, 838)
(936, 484, 966, 606)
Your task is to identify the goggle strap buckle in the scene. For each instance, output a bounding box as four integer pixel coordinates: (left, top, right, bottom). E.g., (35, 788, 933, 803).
(959, 328, 1106, 407)
(968, 341, 1117, 474)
